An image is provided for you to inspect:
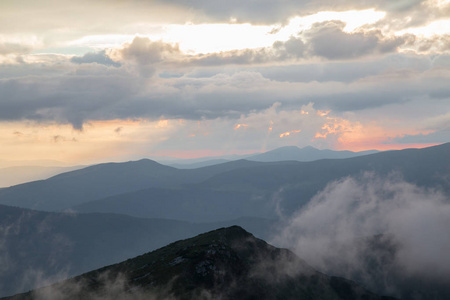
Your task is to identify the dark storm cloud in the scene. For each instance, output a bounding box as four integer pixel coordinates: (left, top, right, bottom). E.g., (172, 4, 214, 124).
(71, 51, 121, 67)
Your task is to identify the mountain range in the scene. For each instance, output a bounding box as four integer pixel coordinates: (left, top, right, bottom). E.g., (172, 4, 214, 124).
(0, 146, 377, 187)
(1, 143, 449, 299)
(1, 144, 448, 218)
(161, 145, 378, 168)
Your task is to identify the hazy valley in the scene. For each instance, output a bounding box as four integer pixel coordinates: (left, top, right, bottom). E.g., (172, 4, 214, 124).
(0, 144, 449, 299)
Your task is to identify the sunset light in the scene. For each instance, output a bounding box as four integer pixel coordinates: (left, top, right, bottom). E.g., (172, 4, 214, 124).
(0, 0, 449, 162)
(1, 2, 450, 298)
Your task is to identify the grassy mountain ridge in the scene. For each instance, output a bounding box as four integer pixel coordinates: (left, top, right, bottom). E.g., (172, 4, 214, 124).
(2, 226, 396, 300)
(0, 204, 275, 297)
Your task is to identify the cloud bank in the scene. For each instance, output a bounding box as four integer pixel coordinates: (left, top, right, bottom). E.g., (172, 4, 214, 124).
(273, 173, 450, 298)
(1, 0, 449, 159)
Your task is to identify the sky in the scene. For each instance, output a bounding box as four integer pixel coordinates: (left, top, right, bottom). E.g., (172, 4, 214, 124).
(1, 0, 450, 164)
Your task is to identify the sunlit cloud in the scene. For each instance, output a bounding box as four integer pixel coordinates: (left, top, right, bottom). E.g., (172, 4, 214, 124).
(38, 9, 388, 56)
(280, 129, 302, 138)
(1, 1, 449, 163)
(426, 0, 450, 9)
(268, 121, 274, 132)
(276, 9, 386, 39)
(156, 119, 169, 128)
(396, 19, 450, 37)
(234, 123, 248, 130)
(316, 110, 330, 117)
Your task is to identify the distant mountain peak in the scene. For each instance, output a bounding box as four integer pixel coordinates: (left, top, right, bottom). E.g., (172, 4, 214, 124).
(248, 145, 378, 162)
(300, 145, 318, 150)
(276, 145, 300, 150)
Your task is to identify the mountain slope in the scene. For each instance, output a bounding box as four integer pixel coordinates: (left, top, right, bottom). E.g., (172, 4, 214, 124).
(71, 143, 450, 221)
(0, 205, 275, 297)
(0, 159, 264, 211)
(3, 226, 396, 300)
(0, 159, 177, 210)
(197, 143, 450, 214)
(248, 145, 378, 162)
(0, 165, 84, 188)
(72, 186, 270, 222)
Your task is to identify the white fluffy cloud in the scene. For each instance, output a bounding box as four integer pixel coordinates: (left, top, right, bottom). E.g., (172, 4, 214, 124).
(272, 173, 450, 297)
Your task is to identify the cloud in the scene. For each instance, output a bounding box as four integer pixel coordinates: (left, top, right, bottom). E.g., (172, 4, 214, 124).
(52, 135, 77, 143)
(0, 57, 449, 134)
(118, 37, 181, 77)
(71, 51, 121, 67)
(188, 48, 272, 66)
(158, 0, 311, 24)
(272, 173, 450, 298)
(388, 129, 450, 144)
(182, 24, 403, 65)
(27, 272, 170, 300)
(150, 102, 365, 153)
(110, 22, 411, 72)
(0, 43, 32, 56)
(305, 21, 406, 59)
(0, 211, 74, 296)
(409, 34, 450, 53)
(0, 65, 139, 129)
(156, 0, 429, 24)
(0, 32, 449, 144)
(118, 36, 304, 69)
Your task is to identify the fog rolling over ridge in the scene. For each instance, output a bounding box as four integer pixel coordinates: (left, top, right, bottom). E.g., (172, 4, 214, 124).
(0, 143, 449, 299)
(273, 173, 450, 299)
(0, 204, 274, 297)
(2, 227, 396, 300)
(2, 0, 450, 297)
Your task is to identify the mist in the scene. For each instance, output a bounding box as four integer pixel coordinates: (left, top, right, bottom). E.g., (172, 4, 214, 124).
(272, 172, 450, 298)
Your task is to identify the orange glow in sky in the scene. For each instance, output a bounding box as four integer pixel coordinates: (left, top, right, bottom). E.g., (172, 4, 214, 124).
(280, 129, 302, 138)
(234, 123, 249, 130)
